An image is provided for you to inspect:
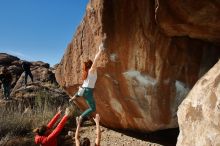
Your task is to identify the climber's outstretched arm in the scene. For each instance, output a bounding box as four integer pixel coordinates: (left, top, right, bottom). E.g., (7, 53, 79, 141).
(90, 43, 105, 73)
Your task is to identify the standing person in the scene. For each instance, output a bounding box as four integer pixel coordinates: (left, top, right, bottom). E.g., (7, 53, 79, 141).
(21, 61, 33, 86)
(69, 41, 106, 121)
(0, 67, 12, 100)
(75, 114, 101, 146)
(33, 107, 71, 146)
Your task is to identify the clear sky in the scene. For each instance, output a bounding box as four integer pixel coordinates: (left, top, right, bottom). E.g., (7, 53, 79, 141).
(0, 0, 89, 66)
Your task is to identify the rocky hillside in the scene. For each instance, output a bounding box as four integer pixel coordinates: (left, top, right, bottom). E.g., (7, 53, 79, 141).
(0, 53, 73, 146)
(0, 53, 68, 109)
(55, 0, 220, 133)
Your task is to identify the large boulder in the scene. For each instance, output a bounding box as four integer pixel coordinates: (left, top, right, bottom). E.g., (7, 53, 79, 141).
(0, 53, 19, 66)
(0, 54, 55, 90)
(0, 54, 69, 116)
(11, 63, 57, 98)
(0, 54, 22, 87)
(32, 61, 50, 68)
(177, 60, 220, 146)
(0, 53, 60, 101)
(155, 0, 220, 43)
(56, 0, 220, 132)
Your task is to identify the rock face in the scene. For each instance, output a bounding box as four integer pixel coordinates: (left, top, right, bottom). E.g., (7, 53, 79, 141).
(0, 53, 54, 89)
(177, 61, 220, 146)
(156, 0, 220, 43)
(56, 0, 220, 132)
(0, 53, 67, 105)
(0, 53, 19, 66)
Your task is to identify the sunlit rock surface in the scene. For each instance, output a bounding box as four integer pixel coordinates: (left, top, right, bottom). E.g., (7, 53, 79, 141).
(177, 60, 220, 146)
(56, 0, 220, 132)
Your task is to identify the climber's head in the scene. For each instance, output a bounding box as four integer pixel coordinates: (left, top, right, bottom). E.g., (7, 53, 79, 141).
(82, 59, 93, 80)
(80, 137, 90, 146)
(83, 59, 93, 70)
(33, 125, 51, 136)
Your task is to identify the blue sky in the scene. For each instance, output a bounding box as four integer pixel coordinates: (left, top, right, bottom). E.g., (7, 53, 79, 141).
(0, 0, 89, 66)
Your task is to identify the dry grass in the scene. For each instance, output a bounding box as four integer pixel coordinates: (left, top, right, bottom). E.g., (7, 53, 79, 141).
(0, 89, 74, 146)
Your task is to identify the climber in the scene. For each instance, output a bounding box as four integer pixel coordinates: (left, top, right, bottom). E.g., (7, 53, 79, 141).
(75, 114, 101, 146)
(21, 61, 33, 86)
(0, 67, 12, 100)
(69, 38, 106, 121)
(33, 107, 72, 146)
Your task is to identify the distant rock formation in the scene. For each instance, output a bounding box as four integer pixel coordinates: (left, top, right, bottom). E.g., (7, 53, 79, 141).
(56, 0, 220, 132)
(0, 53, 68, 109)
(177, 60, 220, 146)
(0, 53, 54, 89)
(0, 53, 19, 66)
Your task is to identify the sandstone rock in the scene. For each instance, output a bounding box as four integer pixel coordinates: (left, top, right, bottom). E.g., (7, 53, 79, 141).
(11, 65, 57, 97)
(32, 61, 50, 68)
(51, 63, 59, 74)
(56, 0, 220, 132)
(0, 59, 69, 119)
(0, 54, 72, 146)
(7, 65, 23, 87)
(0, 53, 61, 102)
(155, 0, 220, 43)
(0, 53, 19, 66)
(177, 60, 220, 146)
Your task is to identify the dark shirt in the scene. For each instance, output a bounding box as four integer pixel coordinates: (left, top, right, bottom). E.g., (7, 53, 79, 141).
(22, 62, 31, 71)
(0, 72, 12, 84)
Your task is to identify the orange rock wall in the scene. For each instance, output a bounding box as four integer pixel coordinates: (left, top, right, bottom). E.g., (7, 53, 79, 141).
(56, 0, 220, 132)
(156, 0, 220, 43)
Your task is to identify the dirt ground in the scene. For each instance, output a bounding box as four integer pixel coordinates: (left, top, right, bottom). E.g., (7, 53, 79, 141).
(0, 120, 178, 146)
(63, 118, 179, 146)
(68, 125, 161, 146)
(66, 121, 178, 146)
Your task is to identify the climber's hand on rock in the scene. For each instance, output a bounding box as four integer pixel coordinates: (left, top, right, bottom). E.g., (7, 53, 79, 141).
(99, 42, 105, 51)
